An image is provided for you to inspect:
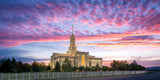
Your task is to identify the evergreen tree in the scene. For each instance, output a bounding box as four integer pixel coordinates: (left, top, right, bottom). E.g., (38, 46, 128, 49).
(18, 61, 24, 72)
(85, 67, 91, 71)
(10, 57, 18, 72)
(102, 66, 109, 71)
(130, 60, 138, 70)
(32, 61, 40, 72)
(62, 57, 72, 72)
(46, 64, 51, 71)
(78, 66, 84, 72)
(39, 62, 46, 72)
(91, 66, 95, 71)
(110, 60, 145, 71)
(54, 61, 61, 72)
(95, 63, 100, 71)
(110, 60, 118, 70)
(23, 63, 32, 72)
(72, 66, 77, 71)
(0, 58, 12, 72)
(130, 60, 145, 70)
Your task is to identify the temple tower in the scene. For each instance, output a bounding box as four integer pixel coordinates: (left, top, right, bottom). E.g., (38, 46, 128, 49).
(67, 25, 77, 54)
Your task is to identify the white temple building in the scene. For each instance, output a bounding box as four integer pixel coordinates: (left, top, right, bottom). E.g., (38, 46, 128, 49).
(50, 25, 102, 69)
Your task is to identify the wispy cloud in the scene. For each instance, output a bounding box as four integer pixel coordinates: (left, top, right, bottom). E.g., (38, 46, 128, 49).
(0, 0, 160, 67)
(0, 0, 160, 48)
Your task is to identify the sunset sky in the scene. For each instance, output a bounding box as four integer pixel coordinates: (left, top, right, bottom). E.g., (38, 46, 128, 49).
(0, 0, 160, 67)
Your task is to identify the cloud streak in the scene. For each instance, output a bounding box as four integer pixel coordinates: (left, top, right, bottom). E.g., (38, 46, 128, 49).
(0, 0, 160, 48)
(0, 0, 160, 67)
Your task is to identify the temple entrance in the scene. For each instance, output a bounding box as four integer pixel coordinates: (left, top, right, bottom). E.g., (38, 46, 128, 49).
(81, 54, 85, 66)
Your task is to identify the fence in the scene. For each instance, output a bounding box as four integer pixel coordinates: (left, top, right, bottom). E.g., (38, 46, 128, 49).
(0, 71, 147, 80)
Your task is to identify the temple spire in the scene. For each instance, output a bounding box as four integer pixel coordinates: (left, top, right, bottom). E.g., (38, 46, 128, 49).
(72, 24, 74, 35)
(67, 24, 77, 54)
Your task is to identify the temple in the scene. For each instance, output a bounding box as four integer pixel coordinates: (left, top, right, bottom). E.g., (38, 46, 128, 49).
(50, 25, 102, 69)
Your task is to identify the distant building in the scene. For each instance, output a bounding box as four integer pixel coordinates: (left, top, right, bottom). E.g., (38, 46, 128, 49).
(50, 25, 102, 69)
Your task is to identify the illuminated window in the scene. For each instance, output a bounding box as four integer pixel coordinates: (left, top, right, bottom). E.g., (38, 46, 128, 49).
(81, 54, 85, 66)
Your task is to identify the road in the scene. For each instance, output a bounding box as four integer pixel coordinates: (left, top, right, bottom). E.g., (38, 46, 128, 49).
(60, 72, 160, 80)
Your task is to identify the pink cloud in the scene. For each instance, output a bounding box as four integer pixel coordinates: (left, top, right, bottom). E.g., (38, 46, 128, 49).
(0, 0, 160, 49)
(36, 4, 43, 8)
(47, 3, 53, 8)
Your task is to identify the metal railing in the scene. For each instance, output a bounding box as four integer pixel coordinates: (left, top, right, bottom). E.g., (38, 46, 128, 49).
(0, 71, 147, 80)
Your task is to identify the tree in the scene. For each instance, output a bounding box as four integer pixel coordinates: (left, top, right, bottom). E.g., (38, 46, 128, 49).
(72, 66, 78, 71)
(0, 57, 51, 72)
(18, 61, 24, 72)
(46, 64, 51, 71)
(95, 63, 100, 71)
(110, 60, 118, 70)
(62, 57, 72, 72)
(110, 60, 130, 70)
(10, 57, 18, 72)
(23, 63, 31, 72)
(130, 60, 138, 70)
(32, 61, 40, 72)
(85, 67, 91, 71)
(130, 60, 145, 70)
(78, 66, 84, 72)
(110, 60, 145, 71)
(39, 62, 46, 72)
(91, 66, 95, 71)
(102, 66, 109, 71)
(118, 61, 129, 70)
(0, 58, 12, 72)
(54, 61, 61, 72)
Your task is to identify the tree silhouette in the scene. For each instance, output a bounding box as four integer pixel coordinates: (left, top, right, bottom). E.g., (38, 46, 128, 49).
(110, 60, 145, 71)
(54, 61, 61, 72)
(102, 66, 109, 71)
(0, 58, 51, 72)
(18, 61, 24, 72)
(46, 64, 51, 71)
(72, 66, 77, 71)
(78, 66, 84, 72)
(0, 57, 145, 72)
(10, 57, 18, 72)
(62, 57, 72, 72)
(95, 62, 100, 71)
(32, 61, 40, 72)
(23, 63, 31, 72)
(0, 58, 12, 72)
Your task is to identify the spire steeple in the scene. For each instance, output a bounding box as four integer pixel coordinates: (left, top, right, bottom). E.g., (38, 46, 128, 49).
(72, 24, 74, 35)
(67, 24, 77, 54)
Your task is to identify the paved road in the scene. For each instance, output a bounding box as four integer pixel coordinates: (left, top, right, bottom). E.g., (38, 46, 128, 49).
(60, 72, 160, 80)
